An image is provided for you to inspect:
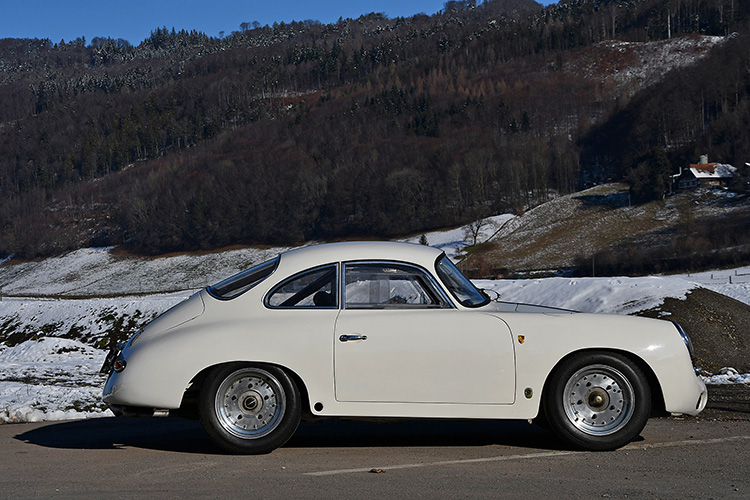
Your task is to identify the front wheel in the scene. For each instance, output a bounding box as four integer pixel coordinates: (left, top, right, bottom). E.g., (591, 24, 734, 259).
(199, 364, 301, 454)
(543, 352, 651, 451)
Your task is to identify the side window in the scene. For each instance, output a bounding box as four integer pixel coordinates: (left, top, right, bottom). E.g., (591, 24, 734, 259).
(266, 265, 338, 308)
(208, 257, 278, 300)
(344, 263, 450, 309)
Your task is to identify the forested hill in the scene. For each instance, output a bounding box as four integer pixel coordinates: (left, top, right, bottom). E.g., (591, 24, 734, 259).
(1, 0, 749, 257)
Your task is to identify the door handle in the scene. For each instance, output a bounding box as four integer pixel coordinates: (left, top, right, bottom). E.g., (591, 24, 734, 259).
(339, 334, 368, 342)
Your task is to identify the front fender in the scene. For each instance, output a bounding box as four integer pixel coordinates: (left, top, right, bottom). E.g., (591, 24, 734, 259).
(494, 312, 706, 417)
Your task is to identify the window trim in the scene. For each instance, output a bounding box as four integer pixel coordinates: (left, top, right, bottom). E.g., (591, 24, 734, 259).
(341, 260, 454, 310)
(434, 254, 490, 308)
(264, 263, 339, 309)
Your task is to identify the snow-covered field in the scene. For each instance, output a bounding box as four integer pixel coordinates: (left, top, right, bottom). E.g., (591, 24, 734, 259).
(0, 337, 111, 423)
(1, 224, 749, 424)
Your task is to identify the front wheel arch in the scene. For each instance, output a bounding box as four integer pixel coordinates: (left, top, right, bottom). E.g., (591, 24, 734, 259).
(540, 350, 655, 451)
(541, 349, 665, 418)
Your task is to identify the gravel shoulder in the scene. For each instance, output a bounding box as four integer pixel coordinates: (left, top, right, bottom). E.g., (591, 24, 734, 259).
(700, 384, 750, 421)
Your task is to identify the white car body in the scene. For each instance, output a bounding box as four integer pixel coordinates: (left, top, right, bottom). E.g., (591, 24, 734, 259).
(102, 241, 707, 453)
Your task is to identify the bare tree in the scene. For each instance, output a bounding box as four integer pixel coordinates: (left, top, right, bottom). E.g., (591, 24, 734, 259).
(464, 216, 496, 247)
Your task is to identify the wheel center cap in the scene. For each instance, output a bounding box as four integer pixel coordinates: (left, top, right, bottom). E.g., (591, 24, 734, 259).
(586, 387, 609, 411)
(240, 390, 263, 414)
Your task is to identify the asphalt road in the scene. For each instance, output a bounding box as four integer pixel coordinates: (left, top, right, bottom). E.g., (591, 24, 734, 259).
(2, 387, 749, 500)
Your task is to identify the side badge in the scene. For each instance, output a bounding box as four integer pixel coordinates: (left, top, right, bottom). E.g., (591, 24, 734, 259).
(517, 335, 525, 344)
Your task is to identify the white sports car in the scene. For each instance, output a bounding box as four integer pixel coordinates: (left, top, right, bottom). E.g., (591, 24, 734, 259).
(102, 241, 707, 453)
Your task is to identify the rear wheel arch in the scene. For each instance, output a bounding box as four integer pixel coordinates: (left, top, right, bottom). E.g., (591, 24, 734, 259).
(197, 362, 304, 454)
(179, 361, 313, 420)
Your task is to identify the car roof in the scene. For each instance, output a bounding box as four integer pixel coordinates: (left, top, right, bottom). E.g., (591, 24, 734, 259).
(277, 241, 445, 272)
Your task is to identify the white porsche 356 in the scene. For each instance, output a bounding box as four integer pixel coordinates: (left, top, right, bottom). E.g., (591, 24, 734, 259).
(102, 241, 707, 453)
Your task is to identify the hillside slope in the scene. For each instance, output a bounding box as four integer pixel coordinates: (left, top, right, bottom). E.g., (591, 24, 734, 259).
(1, 0, 748, 258)
(469, 184, 750, 275)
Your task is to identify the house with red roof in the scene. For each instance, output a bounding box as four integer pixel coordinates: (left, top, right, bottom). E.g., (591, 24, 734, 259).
(673, 155, 737, 190)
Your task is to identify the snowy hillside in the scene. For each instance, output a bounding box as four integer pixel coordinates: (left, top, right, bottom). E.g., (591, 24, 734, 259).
(570, 36, 727, 97)
(2, 225, 750, 423)
(0, 246, 289, 297)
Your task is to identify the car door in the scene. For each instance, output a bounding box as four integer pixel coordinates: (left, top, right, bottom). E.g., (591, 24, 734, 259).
(334, 261, 516, 405)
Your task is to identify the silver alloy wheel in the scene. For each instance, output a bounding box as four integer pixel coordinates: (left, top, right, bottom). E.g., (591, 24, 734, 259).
(562, 363, 635, 436)
(214, 368, 286, 440)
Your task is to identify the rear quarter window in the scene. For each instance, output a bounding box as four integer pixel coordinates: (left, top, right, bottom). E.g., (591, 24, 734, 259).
(208, 257, 279, 300)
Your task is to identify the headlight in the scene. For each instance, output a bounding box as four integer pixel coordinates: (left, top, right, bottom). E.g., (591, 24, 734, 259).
(113, 355, 127, 373)
(672, 322, 695, 358)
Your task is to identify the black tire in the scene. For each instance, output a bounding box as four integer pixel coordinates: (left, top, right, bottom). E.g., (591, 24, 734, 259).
(198, 363, 301, 454)
(543, 352, 651, 451)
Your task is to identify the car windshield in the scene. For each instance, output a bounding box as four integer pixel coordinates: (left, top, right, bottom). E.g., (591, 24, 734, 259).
(435, 255, 489, 308)
(208, 257, 279, 299)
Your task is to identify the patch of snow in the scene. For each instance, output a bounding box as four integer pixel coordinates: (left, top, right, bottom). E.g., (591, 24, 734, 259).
(0, 293, 188, 345)
(675, 266, 750, 307)
(0, 382, 113, 423)
(0, 337, 113, 423)
(475, 275, 697, 315)
(401, 214, 515, 260)
(700, 367, 750, 385)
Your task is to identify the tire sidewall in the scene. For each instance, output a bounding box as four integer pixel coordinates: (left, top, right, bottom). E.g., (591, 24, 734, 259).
(199, 363, 301, 454)
(544, 352, 651, 451)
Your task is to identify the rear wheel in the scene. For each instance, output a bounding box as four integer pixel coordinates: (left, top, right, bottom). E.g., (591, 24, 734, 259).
(543, 352, 651, 451)
(199, 364, 301, 454)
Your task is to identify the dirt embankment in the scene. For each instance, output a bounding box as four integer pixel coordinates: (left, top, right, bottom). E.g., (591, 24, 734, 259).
(637, 287, 750, 421)
(639, 287, 750, 373)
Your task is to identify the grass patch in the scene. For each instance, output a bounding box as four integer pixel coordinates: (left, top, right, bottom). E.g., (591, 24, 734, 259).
(64, 400, 106, 413)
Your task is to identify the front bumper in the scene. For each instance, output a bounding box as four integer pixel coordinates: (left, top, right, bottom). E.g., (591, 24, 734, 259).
(108, 405, 172, 418)
(668, 374, 708, 416)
